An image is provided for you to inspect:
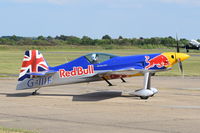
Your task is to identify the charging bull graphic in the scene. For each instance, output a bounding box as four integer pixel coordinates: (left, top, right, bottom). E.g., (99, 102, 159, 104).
(145, 55, 170, 69)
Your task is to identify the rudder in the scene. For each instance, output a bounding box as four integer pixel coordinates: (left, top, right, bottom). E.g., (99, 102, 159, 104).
(18, 50, 49, 81)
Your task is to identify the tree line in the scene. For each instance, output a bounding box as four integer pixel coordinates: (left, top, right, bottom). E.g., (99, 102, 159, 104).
(0, 35, 195, 47)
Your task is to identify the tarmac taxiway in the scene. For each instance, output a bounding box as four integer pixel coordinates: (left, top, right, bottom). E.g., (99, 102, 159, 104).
(0, 76, 200, 133)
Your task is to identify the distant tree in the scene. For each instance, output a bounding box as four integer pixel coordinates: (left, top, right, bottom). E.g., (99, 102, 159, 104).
(102, 35, 112, 40)
(180, 38, 189, 46)
(146, 37, 160, 45)
(130, 38, 138, 45)
(119, 38, 131, 45)
(160, 37, 176, 47)
(59, 35, 67, 41)
(0, 34, 192, 48)
(55, 36, 60, 40)
(139, 37, 144, 40)
(66, 36, 81, 44)
(94, 39, 112, 45)
(118, 36, 123, 40)
(55, 35, 67, 40)
(17, 38, 34, 46)
(37, 35, 45, 40)
(81, 36, 94, 45)
(0, 38, 9, 45)
(10, 35, 18, 41)
(47, 36, 53, 40)
(168, 36, 173, 39)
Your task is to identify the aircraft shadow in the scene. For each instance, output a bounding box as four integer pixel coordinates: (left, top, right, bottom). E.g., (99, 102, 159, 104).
(1, 91, 136, 101)
(40, 91, 124, 101)
(72, 91, 123, 101)
(0, 92, 32, 97)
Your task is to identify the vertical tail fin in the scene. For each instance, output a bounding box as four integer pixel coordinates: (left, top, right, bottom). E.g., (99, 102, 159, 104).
(18, 50, 49, 81)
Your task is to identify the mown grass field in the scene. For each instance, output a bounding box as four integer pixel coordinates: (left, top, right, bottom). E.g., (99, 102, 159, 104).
(0, 45, 200, 76)
(0, 126, 37, 133)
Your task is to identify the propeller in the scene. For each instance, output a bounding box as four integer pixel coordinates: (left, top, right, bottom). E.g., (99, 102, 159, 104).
(175, 35, 184, 76)
(177, 58, 183, 75)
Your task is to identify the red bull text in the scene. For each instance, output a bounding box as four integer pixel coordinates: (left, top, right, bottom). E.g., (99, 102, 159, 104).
(145, 55, 170, 69)
(59, 65, 94, 78)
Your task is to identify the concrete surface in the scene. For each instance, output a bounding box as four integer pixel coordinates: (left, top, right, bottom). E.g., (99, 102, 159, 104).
(0, 76, 200, 133)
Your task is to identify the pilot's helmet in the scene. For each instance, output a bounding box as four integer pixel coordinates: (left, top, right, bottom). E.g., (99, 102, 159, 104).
(91, 53, 97, 61)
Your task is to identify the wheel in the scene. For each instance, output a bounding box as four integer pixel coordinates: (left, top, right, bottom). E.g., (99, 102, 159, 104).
(150, 94, 154, 97)
(140, 96, 149, 100)
(32, 91, 36, 95)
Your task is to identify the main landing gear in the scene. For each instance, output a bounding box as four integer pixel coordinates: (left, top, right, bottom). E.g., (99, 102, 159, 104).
(102, 77, 127, 86)
(102, 73, 158, 100)
(130, 72, 158, 100)
(121, 78, 126, 83)
(102, 77, 113, 86)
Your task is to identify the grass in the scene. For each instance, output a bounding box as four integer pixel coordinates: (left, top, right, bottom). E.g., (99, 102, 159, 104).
(0, 45, 199, 76)
(0, 126, 37, 133)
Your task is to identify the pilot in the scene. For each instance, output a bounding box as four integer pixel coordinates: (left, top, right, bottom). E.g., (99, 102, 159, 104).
(91, 53, 99, 64)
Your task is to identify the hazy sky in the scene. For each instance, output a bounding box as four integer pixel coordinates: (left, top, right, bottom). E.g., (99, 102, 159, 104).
(0, 0, 200, 39)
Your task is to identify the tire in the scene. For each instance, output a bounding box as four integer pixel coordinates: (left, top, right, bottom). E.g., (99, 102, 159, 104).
(140, 96, 149, 100)
(32, 92, 36, 95)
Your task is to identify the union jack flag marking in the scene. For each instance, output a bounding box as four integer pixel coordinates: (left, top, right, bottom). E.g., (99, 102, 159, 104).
(18, 50, 49, 81)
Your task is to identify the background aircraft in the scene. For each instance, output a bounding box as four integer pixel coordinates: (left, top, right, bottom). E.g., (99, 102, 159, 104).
(188, 40, 200, 50)
(184, 40, 200, 53)
(16, 50, 189, 99)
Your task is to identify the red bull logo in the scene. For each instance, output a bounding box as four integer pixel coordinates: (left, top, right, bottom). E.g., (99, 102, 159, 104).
(145, 55, 170, 69)
(59, 65, 94, 78)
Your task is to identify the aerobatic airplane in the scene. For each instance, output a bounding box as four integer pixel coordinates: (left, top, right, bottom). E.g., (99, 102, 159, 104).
(189, 40, 200, 50)
(16, 50, 190, 99)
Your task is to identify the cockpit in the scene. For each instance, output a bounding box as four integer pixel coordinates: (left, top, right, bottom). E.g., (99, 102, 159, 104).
(84, 53, 117, 64)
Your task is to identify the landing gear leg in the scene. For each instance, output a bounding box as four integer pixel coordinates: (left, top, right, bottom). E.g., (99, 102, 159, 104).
(130, 72, 154, 100)
(140, 72, 151, 99)
(102, 77, 113, 86)
(121, 78, 126, 83)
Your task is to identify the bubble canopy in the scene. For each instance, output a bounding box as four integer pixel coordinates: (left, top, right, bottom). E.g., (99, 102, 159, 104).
(84, 53, 118, 64)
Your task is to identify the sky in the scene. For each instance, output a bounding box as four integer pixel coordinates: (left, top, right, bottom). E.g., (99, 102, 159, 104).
(0, 0, 200, 39)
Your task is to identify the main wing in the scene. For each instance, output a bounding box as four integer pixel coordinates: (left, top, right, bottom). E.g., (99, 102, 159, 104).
(84, 66, 169, 80)
(82, 67, 146, 80)
(27, 70, 57, 76)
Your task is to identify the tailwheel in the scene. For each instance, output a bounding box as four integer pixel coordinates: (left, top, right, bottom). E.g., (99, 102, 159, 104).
(32, 88, 40, 95)
(32, 91, 39, 95)
(32, 91, 37, 95)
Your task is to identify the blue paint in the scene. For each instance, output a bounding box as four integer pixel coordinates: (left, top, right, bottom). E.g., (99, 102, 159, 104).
(49, 53, 163, 72)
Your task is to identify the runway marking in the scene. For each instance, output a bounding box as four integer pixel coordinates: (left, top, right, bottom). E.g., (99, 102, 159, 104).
(160, 105, 200, 109)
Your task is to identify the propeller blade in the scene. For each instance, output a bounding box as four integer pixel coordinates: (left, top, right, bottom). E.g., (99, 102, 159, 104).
(178, 58, 183, 75)
(176, 34, 180, 53)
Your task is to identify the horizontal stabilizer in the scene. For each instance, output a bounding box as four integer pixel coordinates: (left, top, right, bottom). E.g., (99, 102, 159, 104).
(26, 70, 57, 76)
